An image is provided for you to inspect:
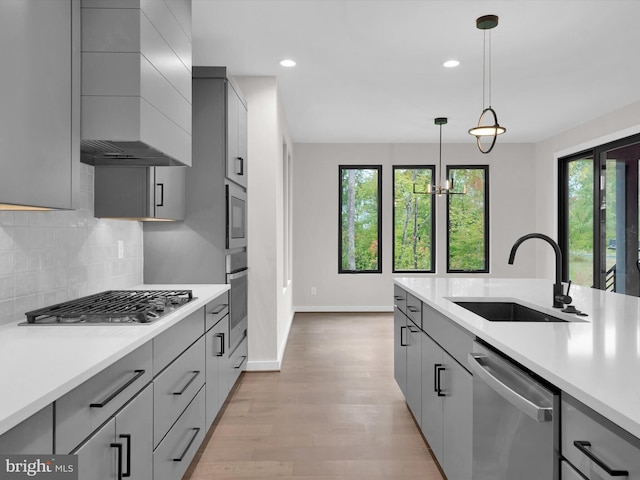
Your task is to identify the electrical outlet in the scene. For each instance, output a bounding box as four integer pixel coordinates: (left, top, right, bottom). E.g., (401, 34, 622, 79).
(117, 240, 124, 259)
(311, 287, 317, 295)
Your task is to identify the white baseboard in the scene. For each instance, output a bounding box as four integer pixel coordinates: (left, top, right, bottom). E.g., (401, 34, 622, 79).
(246, 359, 281, 372)
(294, 305, 393, 313)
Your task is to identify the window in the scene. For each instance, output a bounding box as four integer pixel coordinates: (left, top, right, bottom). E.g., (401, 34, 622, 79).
(339, 165, 382, 273)
(559, 133, 640, 295)
(393, 166, 435, 272)
(447, 166, 489, 273)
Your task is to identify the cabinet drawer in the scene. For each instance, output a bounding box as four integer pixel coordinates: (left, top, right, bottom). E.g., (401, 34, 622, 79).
(562, 393, 640, 479)
(205, 292, 228, 332)
(406, 293, 422, 329)
(422, 302, 473, 369)
(56, 341, 152, 454)
(228, 333, 248, 392)
(153, 336, 205, 447)
(393, 285, 407, 314)
(153, 307, 204, 375)
(153, 387, 206, 480)
(0, 404, 53, 454)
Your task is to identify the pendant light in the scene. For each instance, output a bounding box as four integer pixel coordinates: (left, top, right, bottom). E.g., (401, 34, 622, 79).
(468, 14, 506, 154)
(414, 118, 467, 196)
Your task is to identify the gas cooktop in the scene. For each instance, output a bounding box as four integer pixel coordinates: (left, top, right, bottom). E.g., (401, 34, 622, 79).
(20, 290, 194, 325)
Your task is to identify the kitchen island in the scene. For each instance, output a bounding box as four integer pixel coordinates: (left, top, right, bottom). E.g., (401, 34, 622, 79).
(395, 276, 640, 438)
(0, 284, 229, 437)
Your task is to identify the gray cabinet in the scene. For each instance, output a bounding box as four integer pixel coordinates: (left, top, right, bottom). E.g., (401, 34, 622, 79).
(394, 285, 473, 480)
(0, 0, 79, 210)
(406, 320, 422, 424)
(94, 166, 186, 221)
(0, 405, 53, 454)
(562, 393, 640, 479)
(421, 330, 472, 480)
(56, 341, 153, 454)
(393, 307, 407, 398)
(153, 336, 205, 447)
(205, 313, 228, 428)
(73, 384, 153, 480)
(420, 304, 473, 480)
(226, 80, 248, 188)
(153, 387, 206, 480)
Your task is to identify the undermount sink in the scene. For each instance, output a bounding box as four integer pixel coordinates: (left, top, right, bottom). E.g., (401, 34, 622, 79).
(452, 301, 567, 323)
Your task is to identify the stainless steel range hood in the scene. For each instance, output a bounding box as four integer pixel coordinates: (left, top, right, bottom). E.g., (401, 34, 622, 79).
(80, 0, 192, 167)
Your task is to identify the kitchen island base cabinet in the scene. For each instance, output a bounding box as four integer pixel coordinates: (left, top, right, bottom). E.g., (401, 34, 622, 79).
(73, 384, 153, 480)
(205, 316, 228, 428)
(393, 307, 407, 398)
(0, 404, 53, 454)
(562, 393, 640, 479)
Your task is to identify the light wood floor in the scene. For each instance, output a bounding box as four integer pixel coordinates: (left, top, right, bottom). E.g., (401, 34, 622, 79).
(184, 312, 444, 480)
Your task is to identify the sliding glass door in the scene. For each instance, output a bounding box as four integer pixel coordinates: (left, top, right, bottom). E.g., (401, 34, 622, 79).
(559, 134, 640, 295)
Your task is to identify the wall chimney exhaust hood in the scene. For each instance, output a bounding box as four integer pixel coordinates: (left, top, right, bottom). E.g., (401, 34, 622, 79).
(80, 0, 192, 167)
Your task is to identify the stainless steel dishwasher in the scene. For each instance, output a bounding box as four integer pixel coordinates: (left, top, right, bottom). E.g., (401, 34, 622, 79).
(468, 341, 559, 480)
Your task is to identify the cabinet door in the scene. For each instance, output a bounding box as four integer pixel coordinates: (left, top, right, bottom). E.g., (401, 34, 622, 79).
(393, 308, 407, 397)
(442, 353, 472, 480)
(73, 418, 117, 480)
(406, 321, 422, 425)
(421, 331, 444, 462)
(115, 385, 153, 480)
(226, 84, 247, 187)
(154, 166, 186, 220)
(206, 317, 227, 428)
(0, 0, 77, 209)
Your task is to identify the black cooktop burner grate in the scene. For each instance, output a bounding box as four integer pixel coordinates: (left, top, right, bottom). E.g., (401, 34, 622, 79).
(24, 290, 193, 324)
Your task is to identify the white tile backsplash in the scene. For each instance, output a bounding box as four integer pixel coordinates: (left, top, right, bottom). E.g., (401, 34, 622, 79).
(0, 164, 143, 325)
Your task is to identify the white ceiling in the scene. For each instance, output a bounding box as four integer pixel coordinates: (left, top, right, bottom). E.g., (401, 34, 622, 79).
(192, 0, 640, 144)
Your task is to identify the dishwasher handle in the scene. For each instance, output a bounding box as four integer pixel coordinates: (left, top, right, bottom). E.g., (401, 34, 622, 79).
(468, 353, 553, 422)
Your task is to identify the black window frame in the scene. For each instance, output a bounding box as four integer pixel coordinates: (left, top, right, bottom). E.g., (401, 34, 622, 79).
(446, 165, 490, 273)
(392, 165, 436, 273)
(338, 165, 383, 274)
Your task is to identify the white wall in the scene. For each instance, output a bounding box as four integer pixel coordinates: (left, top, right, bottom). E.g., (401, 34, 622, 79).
(236, 76, 294, 371)
(0, 164, 143, 325)
(292, 142, 538, 311)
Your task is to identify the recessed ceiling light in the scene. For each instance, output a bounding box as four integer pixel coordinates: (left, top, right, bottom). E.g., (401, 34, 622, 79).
(280, 59, 296, 67)
(443, 59, 460, 68)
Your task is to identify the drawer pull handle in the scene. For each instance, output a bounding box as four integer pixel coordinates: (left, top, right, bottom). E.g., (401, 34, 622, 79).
(407, 306, 419, 313)
(173, 428, 201, 462)
(234, 355, 247, 369)
(173, 371, 201, 396)
(110, 442, 123, 480)
(216, 333, 225, 356)
(119, 434, 131, 478)
(90, 370, 146, 408)
(208, 304, 228, 315)
(394, 295, 404, 301)
(573, 440, 629, 477)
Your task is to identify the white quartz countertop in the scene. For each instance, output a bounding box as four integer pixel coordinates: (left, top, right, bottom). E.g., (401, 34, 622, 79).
(395, 277, 640, 438)
(0, 284, 229, 436)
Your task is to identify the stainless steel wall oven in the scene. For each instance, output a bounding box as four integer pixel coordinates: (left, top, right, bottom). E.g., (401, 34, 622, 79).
(226, 251, 248, 350)
(226, 182, 247, 250)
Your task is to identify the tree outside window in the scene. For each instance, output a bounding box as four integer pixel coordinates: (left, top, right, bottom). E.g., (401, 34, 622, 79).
(447, 166, 489, 273)
(393, 166, 435, 272)
(339, 166, 382, 273)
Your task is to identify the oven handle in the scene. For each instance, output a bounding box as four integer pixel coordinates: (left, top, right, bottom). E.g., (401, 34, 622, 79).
(227, 269, 248, 281)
